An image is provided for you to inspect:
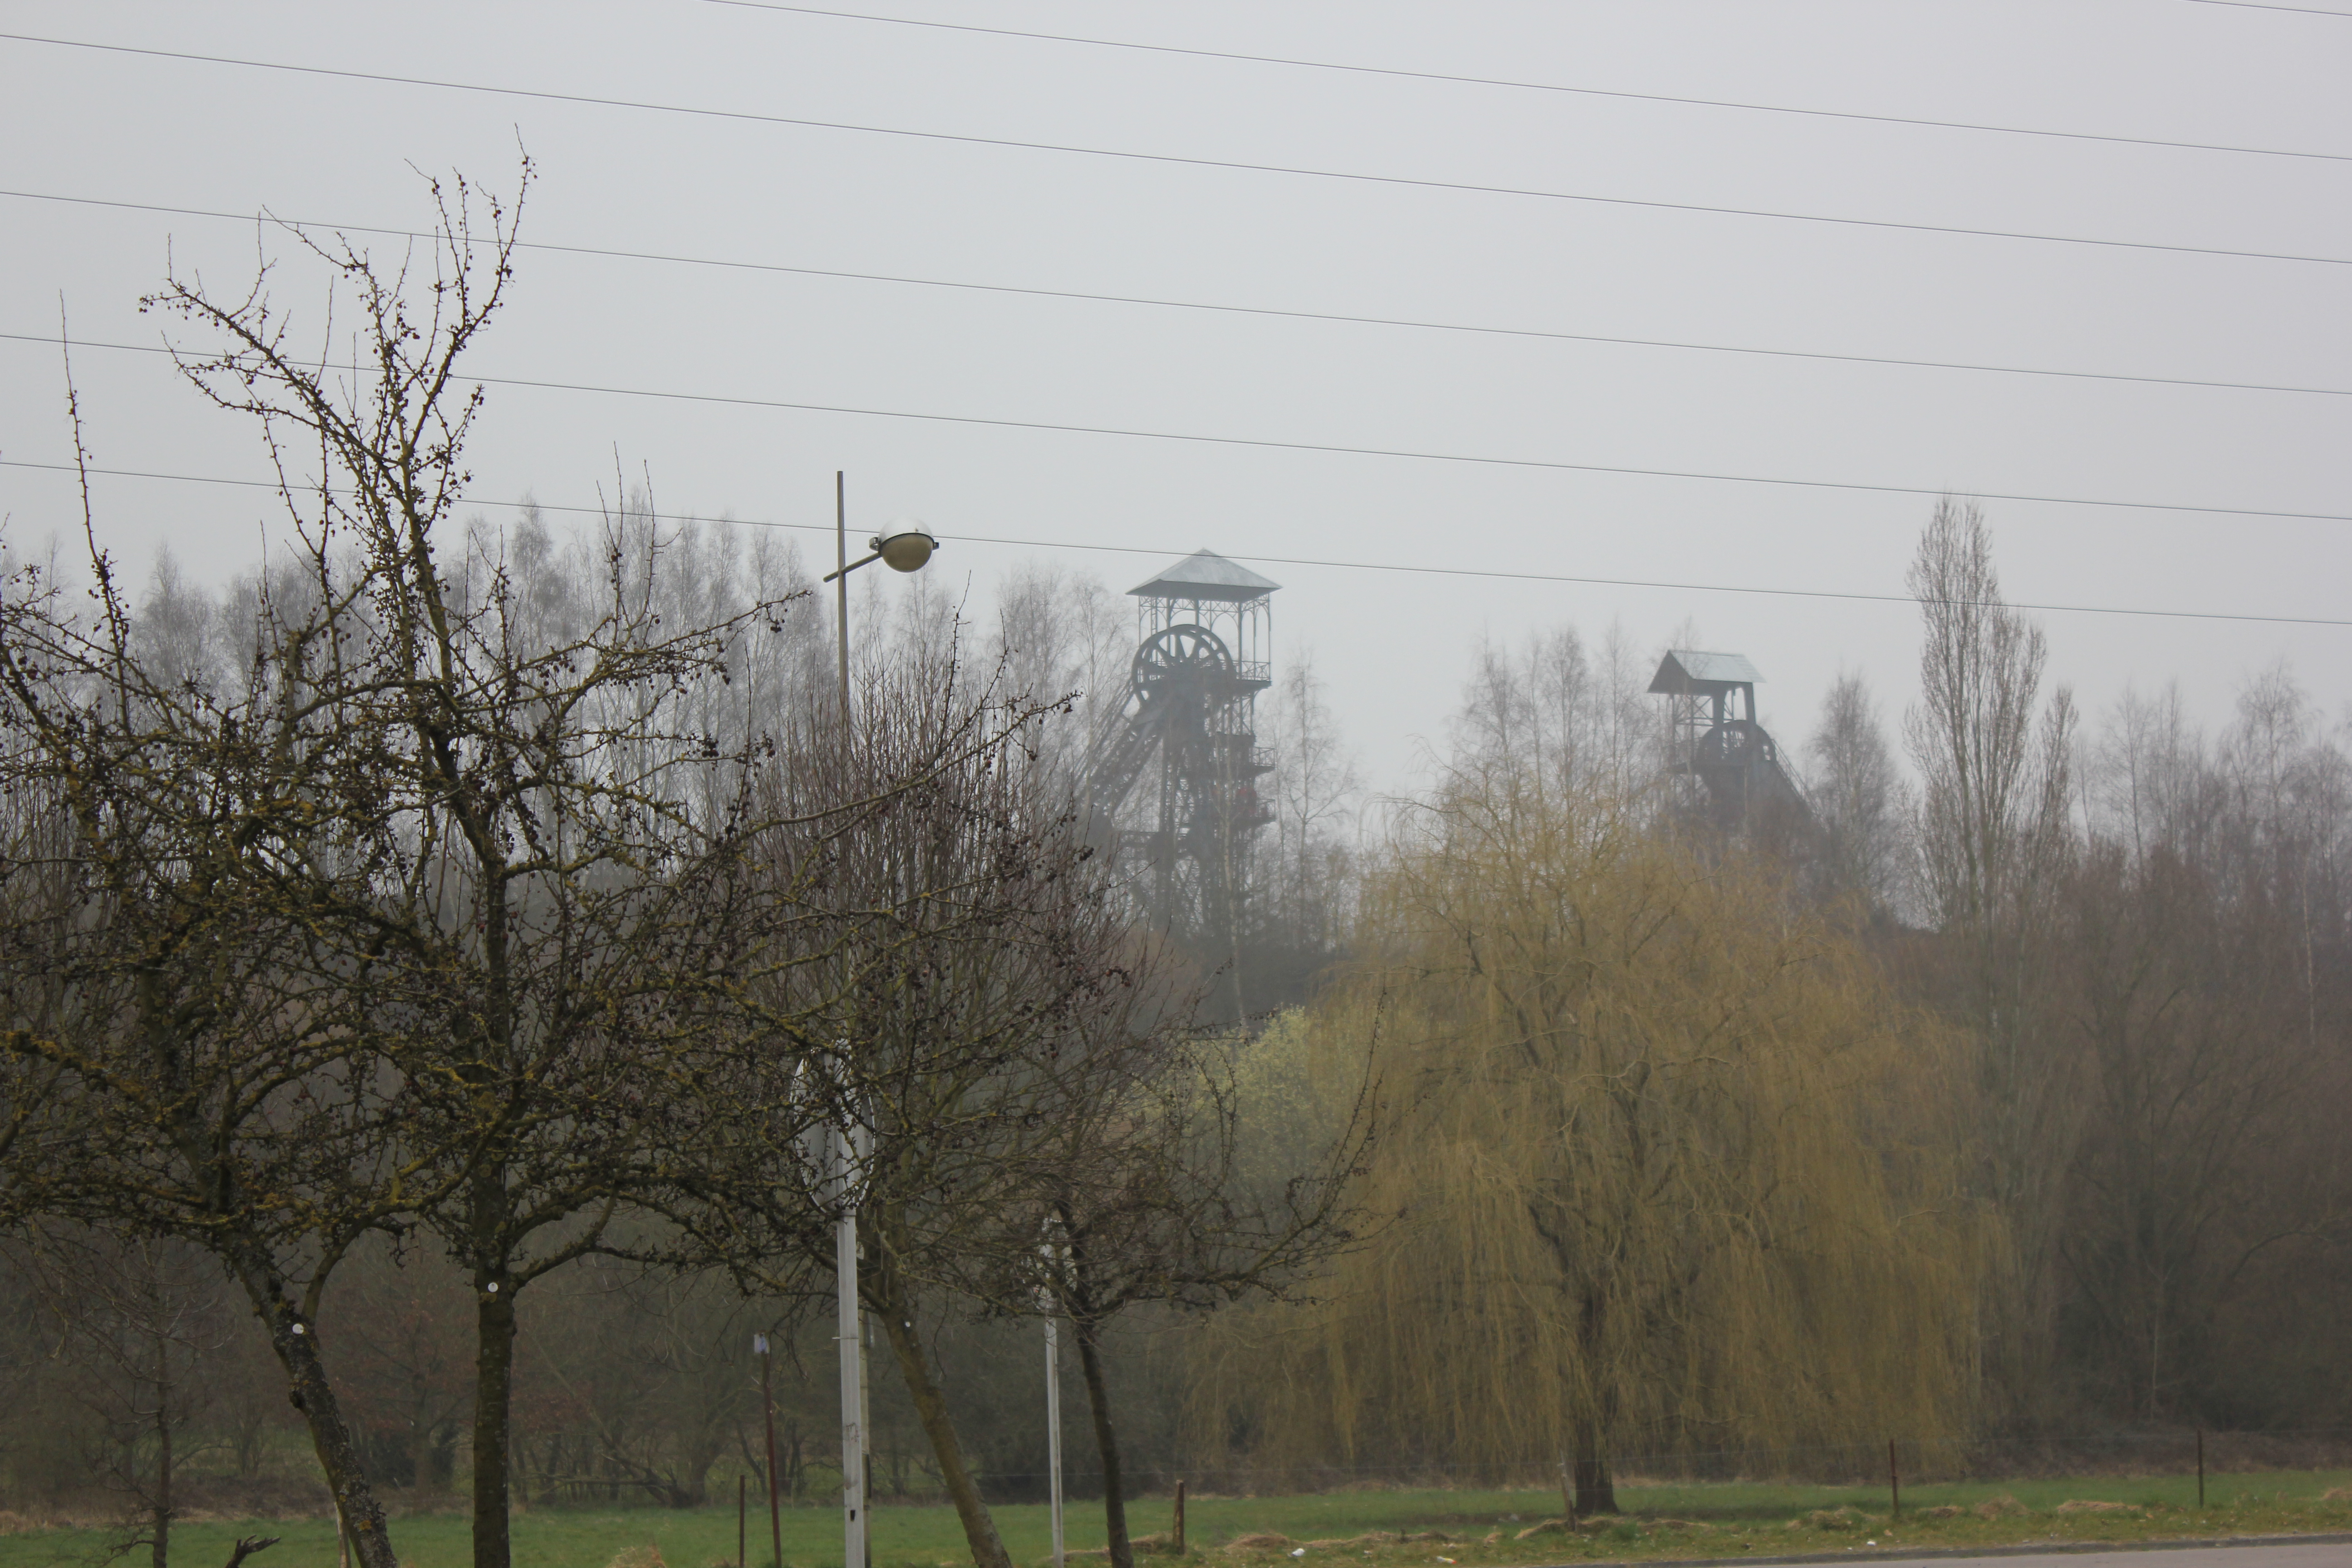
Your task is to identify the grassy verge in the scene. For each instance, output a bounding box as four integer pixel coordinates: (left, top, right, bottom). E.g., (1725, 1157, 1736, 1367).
(5, 1473, 2351, 1568)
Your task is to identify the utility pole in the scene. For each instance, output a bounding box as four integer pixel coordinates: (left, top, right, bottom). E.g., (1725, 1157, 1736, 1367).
(836, 471, 851, 724)
(818, 473, 935, 1568)
(835, 474, 865, 1568)
(1046, 1316, 1064, 1568)
(836, 1123, 866, 1568)
(758, 1335, 782, 1568)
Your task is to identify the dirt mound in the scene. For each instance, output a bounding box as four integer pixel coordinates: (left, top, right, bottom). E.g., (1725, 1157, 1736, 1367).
(1224, 1534, 1293, 1553)
(1975, 1494, 2029, 1520)
(1511, 1519, 1574, 1541)
(2055, 1499, 2144, 1516)
(607, 1546, 666, 1568)
(1788, 1506, 1879, 1532)
(1915, 1505, 1965, 1519)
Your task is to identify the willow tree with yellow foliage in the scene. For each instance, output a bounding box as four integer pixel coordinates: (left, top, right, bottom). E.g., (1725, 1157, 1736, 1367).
(1196, 762, 1986, 1512)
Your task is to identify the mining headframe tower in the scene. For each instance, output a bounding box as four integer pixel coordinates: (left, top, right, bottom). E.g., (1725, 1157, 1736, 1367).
(1083, 549, 1278, 956)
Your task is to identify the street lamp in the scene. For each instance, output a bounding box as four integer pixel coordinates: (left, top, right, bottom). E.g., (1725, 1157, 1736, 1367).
(822, 470, 939, 722)
(814, 471, 935, 1568)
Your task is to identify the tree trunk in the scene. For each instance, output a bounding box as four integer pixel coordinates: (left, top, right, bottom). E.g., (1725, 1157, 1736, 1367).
(1570, 1289, 1617, 1516)
(1072, 1319, 1133, 1568)
(873, 1282, 1011, 1568)
(472, 1278, 519, 1568)
(224, 1255, 398, 1568)
(1572, 1449, 1617, 1518)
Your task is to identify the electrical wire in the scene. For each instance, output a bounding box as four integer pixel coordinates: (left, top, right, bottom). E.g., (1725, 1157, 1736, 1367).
(11, 190, 2346, 401)
(2185, 0, 2352, 15)
(698, 0, 2352, 165)
(4, 31, 2347, 270)
(2, 456, 2342, 629)
(7, 331, 2347, 525)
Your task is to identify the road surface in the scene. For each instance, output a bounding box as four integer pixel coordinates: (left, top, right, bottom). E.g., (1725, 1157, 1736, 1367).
(1738, 1542, 2352, 1568)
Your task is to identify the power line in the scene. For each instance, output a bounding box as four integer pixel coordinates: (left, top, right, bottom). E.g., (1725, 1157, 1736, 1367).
(5, 31, 2347, 270)
(700, 0, 2352, 165)
(9, 331, 2348, 525)
(11, 190, 2347, 401)
(3, 456, 2342, 629)
(2185, 0, 2352, 15)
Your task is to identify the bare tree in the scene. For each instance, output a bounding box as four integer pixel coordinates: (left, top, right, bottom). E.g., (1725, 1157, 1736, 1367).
(132, 176, 875, 1568)
(10, 1226, 235, 1568)
(5, 159, 882, 1568)
(1449, 622, 1663, 810)
(2087, 683, 2210, 868)
(1803, 669, 1906, 916)
(0, 454, 427, 1568)
(1008, 1015, 1367, 1568)
(1902, 497, 2080, 1412)
(989, 562, 1128, 777)
(2053, 834, 2335, 1418)
(323, 1237, 474, 1494)
(658, 655, 1123, 1568)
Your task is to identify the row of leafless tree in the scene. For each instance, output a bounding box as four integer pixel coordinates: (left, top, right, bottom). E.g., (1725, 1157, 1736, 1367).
(1178, 498, 2352, 1505)
(4, 160, 2344, 1568)
(1822, 500, 2352, 1435)
(0, 171, 1359, 1568)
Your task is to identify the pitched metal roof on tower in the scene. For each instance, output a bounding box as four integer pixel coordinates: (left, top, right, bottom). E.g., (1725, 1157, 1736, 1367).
(1649, 649, 1764, 694)
(1127, 549, 1281, 602)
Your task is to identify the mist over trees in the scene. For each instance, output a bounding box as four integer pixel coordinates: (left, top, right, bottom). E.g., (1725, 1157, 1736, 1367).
(3, 165, 2349, 1568)
(8, 487, 2350, 1544)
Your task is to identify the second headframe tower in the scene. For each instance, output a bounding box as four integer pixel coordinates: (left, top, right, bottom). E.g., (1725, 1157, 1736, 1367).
(1649, 648, 1807, 831)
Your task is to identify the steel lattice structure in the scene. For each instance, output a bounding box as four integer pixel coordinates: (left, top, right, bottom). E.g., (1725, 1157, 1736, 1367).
(1083, 550, 1278, 949)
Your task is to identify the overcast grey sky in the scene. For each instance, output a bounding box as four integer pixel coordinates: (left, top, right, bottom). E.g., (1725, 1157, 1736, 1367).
(4, 0, 2347, 790)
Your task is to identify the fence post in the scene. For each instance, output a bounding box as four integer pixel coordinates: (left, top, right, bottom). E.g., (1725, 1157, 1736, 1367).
(1175, 1480, 1187, 1555)
(1888, 1440, 1901, 1519)
(2197, 1429, 2205, 1509)
(1560, 1456, 1574, 1521)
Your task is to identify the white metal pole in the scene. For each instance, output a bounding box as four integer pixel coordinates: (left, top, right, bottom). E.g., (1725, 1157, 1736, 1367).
(834, 475, 865, 1568)
(836, 471, 850, 725)
(1046, 1315, 1064, 1568)
(837, 1122, 865, 1568)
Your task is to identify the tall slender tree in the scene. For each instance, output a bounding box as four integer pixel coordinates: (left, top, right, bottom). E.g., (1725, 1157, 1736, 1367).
(1902, 497, 2080, 1413)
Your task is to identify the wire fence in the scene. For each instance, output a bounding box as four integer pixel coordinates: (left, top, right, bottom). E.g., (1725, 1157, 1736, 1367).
(849, 1428, 2352, 1507)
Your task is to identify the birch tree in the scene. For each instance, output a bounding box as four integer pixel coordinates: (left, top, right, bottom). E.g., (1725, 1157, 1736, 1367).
(1803, 670, 1906, 917)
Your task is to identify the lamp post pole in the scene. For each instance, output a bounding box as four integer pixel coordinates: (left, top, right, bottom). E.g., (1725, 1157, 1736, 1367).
(756, 1334, 782, 1568)
(819, 477, 938, 1568)
(836, 471, 851, 723)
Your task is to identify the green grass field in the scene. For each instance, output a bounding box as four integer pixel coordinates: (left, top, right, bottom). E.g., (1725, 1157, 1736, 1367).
(5, 1472, 2351, 1568)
